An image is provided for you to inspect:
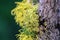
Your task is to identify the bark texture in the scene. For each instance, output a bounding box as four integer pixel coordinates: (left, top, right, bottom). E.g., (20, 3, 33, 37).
(57, 0, 60, 24)
(38, 0, 60, 40)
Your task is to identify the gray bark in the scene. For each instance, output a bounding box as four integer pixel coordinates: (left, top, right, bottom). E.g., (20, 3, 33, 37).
(38, 0, 60, 40)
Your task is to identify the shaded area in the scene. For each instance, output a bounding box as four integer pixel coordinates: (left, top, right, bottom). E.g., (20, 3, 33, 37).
(56, 24, 60, 31)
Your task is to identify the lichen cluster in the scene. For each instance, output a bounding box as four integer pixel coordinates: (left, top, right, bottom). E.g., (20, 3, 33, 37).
(11, 0, 39, 40)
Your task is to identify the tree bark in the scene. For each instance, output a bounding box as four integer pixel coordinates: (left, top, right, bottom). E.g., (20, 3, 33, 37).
(38, 0, 60, 40)
(57, 0, 60, 24)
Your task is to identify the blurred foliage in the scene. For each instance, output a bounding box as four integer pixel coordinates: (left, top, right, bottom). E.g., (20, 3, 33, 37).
(11, 0, 39, 40)
(0, 0, 22, 40)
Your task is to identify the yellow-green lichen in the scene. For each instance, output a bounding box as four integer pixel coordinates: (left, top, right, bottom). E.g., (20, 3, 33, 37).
(11, 0, 39, 40)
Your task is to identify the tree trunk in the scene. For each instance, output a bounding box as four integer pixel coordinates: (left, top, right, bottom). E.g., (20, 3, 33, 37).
(38, 0, 60, 40)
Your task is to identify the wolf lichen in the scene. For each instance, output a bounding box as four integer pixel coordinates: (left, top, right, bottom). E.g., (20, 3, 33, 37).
(11, 0, 39, 40)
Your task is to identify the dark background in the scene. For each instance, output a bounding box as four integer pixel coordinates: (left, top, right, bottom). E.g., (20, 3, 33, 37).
(0, 0, 22, 40)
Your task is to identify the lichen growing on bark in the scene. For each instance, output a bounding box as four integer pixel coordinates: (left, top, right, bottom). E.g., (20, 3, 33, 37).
(11, 0, 60, 40)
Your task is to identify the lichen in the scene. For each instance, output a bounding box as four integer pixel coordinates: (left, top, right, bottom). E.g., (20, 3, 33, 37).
(11, 0, 39, 40)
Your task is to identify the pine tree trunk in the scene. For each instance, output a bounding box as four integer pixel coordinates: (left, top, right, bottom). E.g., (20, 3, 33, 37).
(38, 0, 60, 40)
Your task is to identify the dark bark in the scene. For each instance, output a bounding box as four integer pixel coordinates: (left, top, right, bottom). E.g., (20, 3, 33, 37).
(57, 0, 60, 24)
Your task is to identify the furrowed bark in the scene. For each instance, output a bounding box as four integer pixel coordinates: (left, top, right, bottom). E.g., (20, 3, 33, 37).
(38, 0, 60, 40)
